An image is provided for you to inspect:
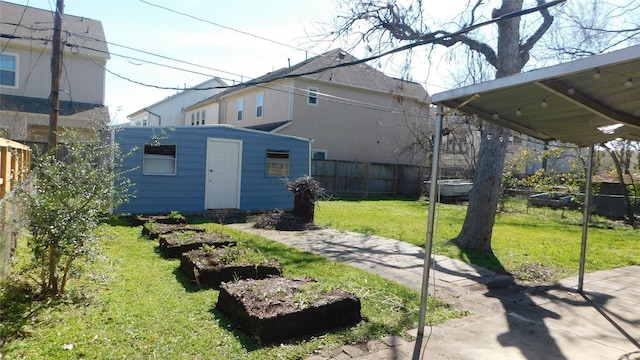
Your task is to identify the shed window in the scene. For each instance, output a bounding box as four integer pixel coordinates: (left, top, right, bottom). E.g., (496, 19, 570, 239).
(143, 144, 177, 176)
(0, 53, 17, 87)
(191, 113, 195, 126)
(265, 150, 289, 176)
(202, 109, 206, 125)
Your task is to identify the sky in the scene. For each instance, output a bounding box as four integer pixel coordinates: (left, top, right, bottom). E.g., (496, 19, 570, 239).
(6, 0, 453, 124)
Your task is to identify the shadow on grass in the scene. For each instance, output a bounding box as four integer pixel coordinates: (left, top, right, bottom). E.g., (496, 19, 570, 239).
(454, 244, 510, 275)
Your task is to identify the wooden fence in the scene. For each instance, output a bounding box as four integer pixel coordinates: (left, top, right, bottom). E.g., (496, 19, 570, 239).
(0, 137, 31, 279)
(1, 138, 31, 200)
(311, 160, 473, 199)
(311, 160, 425, 198)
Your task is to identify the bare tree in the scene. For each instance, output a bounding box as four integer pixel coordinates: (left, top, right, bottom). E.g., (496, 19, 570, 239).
(327, 0, 559, 249)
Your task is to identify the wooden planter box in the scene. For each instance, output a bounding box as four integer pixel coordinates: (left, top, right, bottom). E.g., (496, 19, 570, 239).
(216, 277, 362, 343)
(142, 223, 205, 240)
(159, 232, 236, 258)
(179, 248, 282, 289)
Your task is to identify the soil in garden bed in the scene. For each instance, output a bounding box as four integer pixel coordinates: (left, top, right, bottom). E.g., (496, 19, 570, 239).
(130, 214, 187, 226)
(142, 223, 206, 240)
(159, 232, 237, 258)
(179, 247, 282, 289)
(216, 277, 362, 344)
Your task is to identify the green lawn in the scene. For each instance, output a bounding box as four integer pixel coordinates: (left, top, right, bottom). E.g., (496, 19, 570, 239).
(314, 199, 640, 281)
(1, 218, 464, 359)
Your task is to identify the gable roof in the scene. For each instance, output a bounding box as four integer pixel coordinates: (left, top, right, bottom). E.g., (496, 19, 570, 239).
(128, 77, 228, 118)
(0, 0, 109, 59)
(209, 48, 430, 103)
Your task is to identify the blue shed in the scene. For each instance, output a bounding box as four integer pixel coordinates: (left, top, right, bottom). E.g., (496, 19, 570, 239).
(113, 125, 311, 215)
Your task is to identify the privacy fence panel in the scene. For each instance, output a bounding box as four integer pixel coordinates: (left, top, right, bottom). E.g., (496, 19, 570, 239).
(311, 160, 430, 199)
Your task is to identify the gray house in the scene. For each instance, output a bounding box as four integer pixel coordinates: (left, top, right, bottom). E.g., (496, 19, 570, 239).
(0, 1, 110, 144)
(113, 125, 311, 215)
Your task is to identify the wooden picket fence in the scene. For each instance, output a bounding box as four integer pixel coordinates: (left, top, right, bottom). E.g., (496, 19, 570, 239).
(0, 137, 31, 200)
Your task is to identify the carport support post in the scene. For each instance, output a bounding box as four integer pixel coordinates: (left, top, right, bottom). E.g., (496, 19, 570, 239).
(578, 145, 595, 293)
(417, 104, 444, 337)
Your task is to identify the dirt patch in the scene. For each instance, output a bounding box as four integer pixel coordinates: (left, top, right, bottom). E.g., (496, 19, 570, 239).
(159, 232, 236, 258)
(130, 214, 187, 226)
(179, 247, 282, 288)
(249, 209, 321, 231)
(216, 277, 361, 344)
(513, 263, 557, 283)
(141, 223, 205, 240)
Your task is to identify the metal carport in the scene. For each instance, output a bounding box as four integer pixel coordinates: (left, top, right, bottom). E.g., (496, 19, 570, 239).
(418, 44, 640, 335)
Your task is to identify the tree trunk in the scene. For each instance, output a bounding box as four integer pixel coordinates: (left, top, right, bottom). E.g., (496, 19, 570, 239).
(607, 148, 636, 227)
(455, 124, 509, 249)
(454, 0, 523, 249)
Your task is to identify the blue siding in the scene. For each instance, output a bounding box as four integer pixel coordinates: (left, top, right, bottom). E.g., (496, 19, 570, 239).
(114, 125, 310, 214)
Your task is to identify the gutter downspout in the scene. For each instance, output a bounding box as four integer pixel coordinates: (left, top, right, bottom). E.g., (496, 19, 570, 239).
(146, 108, 162, 126)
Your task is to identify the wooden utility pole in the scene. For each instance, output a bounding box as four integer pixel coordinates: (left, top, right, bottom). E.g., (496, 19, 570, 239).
(48, 0, 64, 155)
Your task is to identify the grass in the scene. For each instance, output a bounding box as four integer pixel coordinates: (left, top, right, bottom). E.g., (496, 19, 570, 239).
(314, 198, 640, 282)
(0, 217, 465, 359)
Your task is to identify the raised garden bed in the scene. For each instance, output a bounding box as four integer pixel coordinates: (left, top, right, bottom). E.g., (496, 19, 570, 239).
(159, 232, 237, 258)
(130, 213, 187, 226)
(216, 277, 361, 343)
(142, 223, 205, 240)
(179, 247, 282, 288)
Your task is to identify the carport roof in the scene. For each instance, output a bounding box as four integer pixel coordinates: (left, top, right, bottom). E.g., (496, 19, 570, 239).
(431, 44, 640, 147)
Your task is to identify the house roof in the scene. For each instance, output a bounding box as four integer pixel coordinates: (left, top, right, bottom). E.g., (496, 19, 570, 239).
(245, 120, 291, 132)
(0, 0, 109, 59)
(431, 44, 640, 147)
(128, 77, 228, 118)
(0, 93, 105, 116)
(208, 48, 430, 103)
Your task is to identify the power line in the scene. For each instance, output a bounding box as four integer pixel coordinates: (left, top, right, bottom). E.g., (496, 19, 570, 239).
(136, 0, 308, 54)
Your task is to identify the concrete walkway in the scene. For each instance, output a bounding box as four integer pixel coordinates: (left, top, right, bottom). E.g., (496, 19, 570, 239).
(227, 224, 640, 360)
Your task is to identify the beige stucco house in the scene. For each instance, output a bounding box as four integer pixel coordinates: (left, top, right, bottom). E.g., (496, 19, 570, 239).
(184, 49, 431, 165)
(0, 1, 110, 145)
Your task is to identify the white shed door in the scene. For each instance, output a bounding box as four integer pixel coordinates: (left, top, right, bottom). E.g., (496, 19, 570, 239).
(205, 138, 242, 209)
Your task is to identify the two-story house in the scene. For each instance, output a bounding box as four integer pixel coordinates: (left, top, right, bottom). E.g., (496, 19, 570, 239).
(0, 1, 110, 145)
(127, 77, 227, 127)
(183, 49, 431, 165)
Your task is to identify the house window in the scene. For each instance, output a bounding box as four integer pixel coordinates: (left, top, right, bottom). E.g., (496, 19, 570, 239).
(265, 150, 289, 176)
(312, 150, 327, 160)
(196, 111, 200, 125)
(202, 109, 206, 125)
(143, 144, 177, 176)
(237, 99, 244, 121)
(307, 87, 318, 106)
(256, 93, 264, 118)
(191, 113, 195, 126)
(0, 53, 17, 87)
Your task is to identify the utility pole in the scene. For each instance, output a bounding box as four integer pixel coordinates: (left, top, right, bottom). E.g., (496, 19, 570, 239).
(48, 0, 64, 156)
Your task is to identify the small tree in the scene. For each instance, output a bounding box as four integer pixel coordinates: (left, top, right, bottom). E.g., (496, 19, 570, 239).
(18, 128, 134, 297)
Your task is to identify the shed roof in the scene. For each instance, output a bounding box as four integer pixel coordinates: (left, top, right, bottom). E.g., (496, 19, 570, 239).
(431, 44, 640, 147)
